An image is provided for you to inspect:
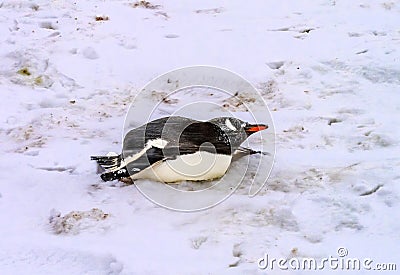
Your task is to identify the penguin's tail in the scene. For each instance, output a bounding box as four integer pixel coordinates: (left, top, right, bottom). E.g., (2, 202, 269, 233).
(91, 153, 121, 171)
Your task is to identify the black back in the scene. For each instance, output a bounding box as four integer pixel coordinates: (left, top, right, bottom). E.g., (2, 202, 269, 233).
(123, 116, 232, 159)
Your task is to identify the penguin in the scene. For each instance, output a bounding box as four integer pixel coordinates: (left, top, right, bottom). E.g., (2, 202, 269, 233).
(91, 116, 268, 183)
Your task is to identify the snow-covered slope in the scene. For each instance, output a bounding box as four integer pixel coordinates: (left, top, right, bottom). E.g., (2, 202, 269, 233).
(0, 0, 399, 274)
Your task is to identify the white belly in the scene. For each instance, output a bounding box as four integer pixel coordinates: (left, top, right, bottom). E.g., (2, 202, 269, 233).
(131, 151, 232, 183)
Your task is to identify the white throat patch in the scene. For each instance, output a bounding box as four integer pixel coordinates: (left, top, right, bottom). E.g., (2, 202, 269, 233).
(225, 119, 237, 131)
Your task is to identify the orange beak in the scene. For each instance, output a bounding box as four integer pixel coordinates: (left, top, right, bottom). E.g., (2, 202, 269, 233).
(245, 124, 268, 134)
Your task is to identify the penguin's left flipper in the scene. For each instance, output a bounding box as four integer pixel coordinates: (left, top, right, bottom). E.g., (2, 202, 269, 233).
(238, 146, 270, 155)
(232, 147, 270, 161)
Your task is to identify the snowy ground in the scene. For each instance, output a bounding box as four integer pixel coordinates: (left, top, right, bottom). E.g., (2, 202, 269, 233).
(1, 0, 400, 274)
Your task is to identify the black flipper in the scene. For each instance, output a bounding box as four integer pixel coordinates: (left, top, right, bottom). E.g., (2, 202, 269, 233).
(232, 147, 270, 161)
(125, 147, 167, 175)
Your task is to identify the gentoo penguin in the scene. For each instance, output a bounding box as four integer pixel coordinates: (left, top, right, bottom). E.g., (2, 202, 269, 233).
(91, 116, 268, 183)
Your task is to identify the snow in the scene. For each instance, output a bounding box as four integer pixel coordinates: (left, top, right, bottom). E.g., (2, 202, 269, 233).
(1, 0, 399, 274)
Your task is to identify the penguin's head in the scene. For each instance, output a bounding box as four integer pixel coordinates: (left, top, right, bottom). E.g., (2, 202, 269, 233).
(209, 117, 268, 148)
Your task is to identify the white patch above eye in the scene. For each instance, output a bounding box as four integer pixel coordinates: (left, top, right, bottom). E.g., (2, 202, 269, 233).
(241, 123, 246, 128)
(148, 138, 168, 149)
(225, 119, 237, 131)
